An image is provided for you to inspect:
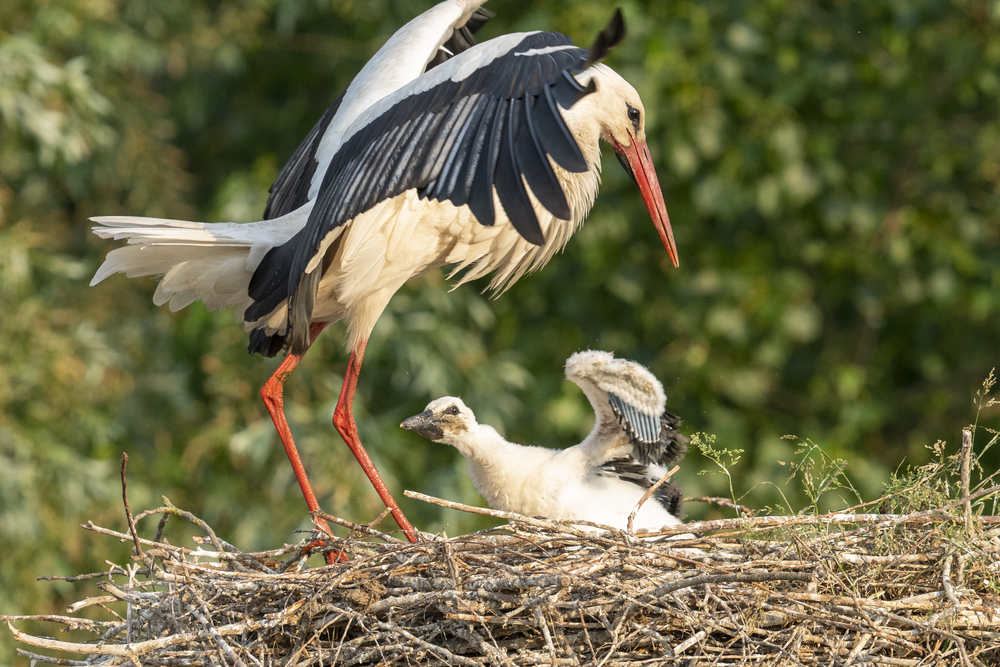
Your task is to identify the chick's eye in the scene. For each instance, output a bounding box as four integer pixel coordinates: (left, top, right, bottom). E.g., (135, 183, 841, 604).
(446, 406, 460, 416)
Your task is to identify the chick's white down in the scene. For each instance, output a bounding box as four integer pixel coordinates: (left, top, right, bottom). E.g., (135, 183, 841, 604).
(405, 396, 683, 532)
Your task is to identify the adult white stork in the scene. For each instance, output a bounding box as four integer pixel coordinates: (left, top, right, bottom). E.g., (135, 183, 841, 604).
(89, 3, 679, 545)
(400, 350, 688, 532)
(91, 0, 495, 549)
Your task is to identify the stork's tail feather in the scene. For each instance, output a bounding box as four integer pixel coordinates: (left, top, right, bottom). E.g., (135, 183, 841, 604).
(89, 213, 307, 350)
(248, 328, 286, 358)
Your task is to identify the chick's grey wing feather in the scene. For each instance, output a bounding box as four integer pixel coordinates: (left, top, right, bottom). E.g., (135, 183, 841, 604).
(591, 359, 669, 462)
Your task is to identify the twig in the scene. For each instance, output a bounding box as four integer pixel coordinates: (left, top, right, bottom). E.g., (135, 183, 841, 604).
(961, 429, 973, 534)
(532, 605, 558, 666)
(14, 649, 89, 666)
(188, 587, 249, 667)
(120, 454, 144, 560)
(684, 496, 756, 517)
(641, 484, 1000, 538)
(36, 571, 114, 583)
(312, 510, 407, 544)
(652, 571, 813, 596)
(943, 555, 959, 607)
(132, 499, 235, 563)
(7, 595, 304, 658)
(673, 630, 706, 655)
(405, 490, 617, 537)
(373, 619, 481, 667)
(627, 465, 679, 534)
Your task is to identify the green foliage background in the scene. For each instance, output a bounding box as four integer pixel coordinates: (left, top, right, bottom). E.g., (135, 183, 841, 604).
(2, 0, 999, 662)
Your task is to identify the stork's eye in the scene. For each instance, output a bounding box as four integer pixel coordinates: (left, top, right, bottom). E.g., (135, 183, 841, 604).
(626, 104, 641, 131)
(446, 405, 460, 416)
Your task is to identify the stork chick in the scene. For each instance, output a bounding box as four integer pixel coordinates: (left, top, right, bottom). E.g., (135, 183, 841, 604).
(401, 350, 687, 532)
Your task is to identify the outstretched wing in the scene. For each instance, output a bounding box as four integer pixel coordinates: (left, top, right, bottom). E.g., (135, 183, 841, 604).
(246, 19, 621, 353)
(263, 7, 497, 221)
(565, 349, 688, 467)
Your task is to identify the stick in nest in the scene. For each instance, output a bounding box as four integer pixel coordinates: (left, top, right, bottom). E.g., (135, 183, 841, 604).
(120, 453, 143, 560)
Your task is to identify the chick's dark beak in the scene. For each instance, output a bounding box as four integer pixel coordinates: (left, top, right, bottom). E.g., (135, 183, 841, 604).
(400, 411, 444, 441)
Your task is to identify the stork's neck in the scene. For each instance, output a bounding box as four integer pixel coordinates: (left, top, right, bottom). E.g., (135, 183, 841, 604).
(452, 424, 553, 511)
(577, 384, 616, 441)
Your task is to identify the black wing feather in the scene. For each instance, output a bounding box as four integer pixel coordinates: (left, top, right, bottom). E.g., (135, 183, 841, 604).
(423, 94, 488, 201)
(465, 95, 505, 227)
(533, 83, 588, 172)
(516, 94, 571, 220)
(600, 458, 685, 520)
(657, 481, 685, 520)
(426, 7, 496, 70)
(608, 391, 689, 467)
(264, 93, 344, 220)
(655, 411, 689, 468)
(495, 97, 545, 245)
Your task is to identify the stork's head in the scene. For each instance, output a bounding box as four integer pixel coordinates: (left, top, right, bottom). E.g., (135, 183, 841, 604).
(400, 396, 478, 446)
(575, 65, 679, 268)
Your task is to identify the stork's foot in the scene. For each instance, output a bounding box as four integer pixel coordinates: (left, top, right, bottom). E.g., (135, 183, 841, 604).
(304, 540, 349, 563)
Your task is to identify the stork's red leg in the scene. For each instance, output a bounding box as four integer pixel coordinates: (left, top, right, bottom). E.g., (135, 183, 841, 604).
(261, 322, 344, 564)
(333, 339, 418, 543)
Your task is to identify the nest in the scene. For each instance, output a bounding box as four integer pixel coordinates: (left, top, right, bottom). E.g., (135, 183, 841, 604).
(7, 480, 1000, 667)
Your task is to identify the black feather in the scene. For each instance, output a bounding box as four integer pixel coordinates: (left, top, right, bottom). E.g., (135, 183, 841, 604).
(424, 95, 488, 201)
(264, 93, 344, 220)
(454, 94, 501, 210)
(655, 481, 685, 520)
(655, 411, 689, 467)
(466, 96, 506, 227)
(607, 391, 689, 467)
(495, 98, 545, 245)
(426, 7, 495, 70)
(533, 84, 588, 172)
(419, 97, 478, 189)
(247, 328, 285, 357)
(584, 8, 626, 69)
(464, 7, 495, 34)
(600, 458, 685, 520)
(515, 94, 571, 220)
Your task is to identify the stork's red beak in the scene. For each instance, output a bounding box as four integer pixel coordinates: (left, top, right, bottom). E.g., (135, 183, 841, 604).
(614, 135, 679, 268)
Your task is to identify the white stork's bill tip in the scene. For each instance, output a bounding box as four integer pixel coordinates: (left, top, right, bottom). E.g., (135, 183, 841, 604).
(615, 137, 679, 268)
